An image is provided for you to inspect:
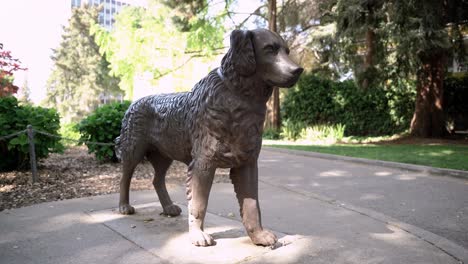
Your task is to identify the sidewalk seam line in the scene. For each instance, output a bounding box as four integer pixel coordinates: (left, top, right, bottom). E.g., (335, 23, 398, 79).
(83, 210, 172, 264)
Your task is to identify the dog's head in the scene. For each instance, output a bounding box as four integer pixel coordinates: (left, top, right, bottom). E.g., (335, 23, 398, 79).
(223, 29, 303, 88)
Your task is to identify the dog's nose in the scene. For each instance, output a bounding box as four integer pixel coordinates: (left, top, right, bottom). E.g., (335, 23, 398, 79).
(291, 67, 304, 76)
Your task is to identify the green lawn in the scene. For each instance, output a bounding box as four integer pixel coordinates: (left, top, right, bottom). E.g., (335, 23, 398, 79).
(264, 142, 468, 171)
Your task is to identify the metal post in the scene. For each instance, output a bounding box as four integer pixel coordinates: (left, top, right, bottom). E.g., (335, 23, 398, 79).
(27, 125, 38, 183)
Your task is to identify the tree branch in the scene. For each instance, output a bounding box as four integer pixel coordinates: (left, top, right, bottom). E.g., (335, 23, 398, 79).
(229, 4, 267, 29)
(154, 51, 224, 80)
(184, 46, 227, 55)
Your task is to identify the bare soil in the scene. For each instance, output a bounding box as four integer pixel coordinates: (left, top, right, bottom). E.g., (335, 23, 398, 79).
(0, 146, 230, 211)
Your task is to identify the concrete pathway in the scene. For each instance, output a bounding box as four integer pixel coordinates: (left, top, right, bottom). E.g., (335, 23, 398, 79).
(259, 148, 468, 250)
(1, 148, 468, 263)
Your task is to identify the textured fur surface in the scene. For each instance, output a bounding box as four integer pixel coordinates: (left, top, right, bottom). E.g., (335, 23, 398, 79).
(116, 29, 303, 247)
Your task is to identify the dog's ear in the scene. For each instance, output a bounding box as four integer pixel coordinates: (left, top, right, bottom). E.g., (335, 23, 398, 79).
(230, 30, 256, 76)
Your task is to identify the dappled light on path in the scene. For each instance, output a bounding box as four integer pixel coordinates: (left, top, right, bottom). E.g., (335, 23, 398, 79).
(395, 174, 417, 181)
(319, 170, 350, 178)
(370, 225, 414, 246)
(375, 171, 393, 176)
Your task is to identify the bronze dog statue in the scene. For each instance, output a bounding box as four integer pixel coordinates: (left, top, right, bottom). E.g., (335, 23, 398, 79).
(115, 29, 303, 246)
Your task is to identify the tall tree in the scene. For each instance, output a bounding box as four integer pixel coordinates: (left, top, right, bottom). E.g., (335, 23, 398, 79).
(334, 0, 386, 89)
(264, 0, 281, 131)
(389, 0, 467, 137)
(315, 0, 467, 137)
(17, 76, 31, 104)
(45, 5, 120, 123)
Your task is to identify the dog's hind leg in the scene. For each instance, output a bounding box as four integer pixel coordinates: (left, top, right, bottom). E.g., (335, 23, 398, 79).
(119, 149, 145, 215)
(147, 152, 182, 216)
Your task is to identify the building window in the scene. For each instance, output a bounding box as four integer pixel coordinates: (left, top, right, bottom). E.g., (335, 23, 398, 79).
(71, 0, 81, 7)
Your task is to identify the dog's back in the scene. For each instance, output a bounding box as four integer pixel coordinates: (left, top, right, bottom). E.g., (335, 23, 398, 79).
(115, 92, 193, 163)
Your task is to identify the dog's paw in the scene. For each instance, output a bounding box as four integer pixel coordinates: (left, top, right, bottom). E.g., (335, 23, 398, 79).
(250, 229, 277, 246)
(190, 229, 215, 247)
(119, 204, 135, 215)
(163, 204, 182, 216)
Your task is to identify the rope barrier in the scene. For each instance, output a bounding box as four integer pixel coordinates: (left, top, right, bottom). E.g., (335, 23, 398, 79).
(0, 128, 114, 146)
(34, 129, 115, 146)
(0, 130, 27, 141)
(1, 125, 115, 183)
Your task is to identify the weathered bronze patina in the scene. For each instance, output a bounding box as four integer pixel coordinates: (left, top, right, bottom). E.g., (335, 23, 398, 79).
(116, 29, 303, 247)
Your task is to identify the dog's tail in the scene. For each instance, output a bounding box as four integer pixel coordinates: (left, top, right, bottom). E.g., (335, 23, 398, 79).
(114, 101, 136, 162)
(114, 96, 149, 162)
(114, 135, 123, 161)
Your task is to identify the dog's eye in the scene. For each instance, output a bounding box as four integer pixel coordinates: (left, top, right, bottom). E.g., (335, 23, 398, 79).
(285, 48, 290, 55)
(264, 45, 279, 55)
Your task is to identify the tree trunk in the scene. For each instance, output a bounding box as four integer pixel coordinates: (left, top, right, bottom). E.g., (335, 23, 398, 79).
(361, 28, 375, 89)
(265, 0, 281, 131)
(410, 52, 446, 137)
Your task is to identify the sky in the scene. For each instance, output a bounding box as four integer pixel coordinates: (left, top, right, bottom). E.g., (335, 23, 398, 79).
(1, 0, 71, 104)
(0, 0, 261, 104)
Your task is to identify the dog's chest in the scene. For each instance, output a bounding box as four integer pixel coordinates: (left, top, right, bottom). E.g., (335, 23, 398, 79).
(202, 93, 265, 166)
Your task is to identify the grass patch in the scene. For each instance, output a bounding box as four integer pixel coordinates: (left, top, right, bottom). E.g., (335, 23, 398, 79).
(264, 141, 468, 171)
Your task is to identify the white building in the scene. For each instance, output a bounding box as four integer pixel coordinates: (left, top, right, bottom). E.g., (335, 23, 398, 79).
(71, 0, 144, 30)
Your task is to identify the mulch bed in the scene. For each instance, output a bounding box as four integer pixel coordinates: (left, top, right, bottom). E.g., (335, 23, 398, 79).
(0, 146, 230, 211)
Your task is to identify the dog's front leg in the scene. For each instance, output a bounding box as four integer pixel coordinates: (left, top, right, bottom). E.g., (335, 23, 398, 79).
(230, 161, 277, 246)
(186, 160, 216, 246)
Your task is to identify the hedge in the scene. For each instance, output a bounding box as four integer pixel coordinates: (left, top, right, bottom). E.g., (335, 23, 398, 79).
(76, 101, 130, 162)
(281, 73, 415, 136)
(0, 96, 62, 171)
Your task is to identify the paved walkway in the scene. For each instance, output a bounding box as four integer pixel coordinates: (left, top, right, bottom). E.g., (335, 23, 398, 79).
(1, 148, 468, 263)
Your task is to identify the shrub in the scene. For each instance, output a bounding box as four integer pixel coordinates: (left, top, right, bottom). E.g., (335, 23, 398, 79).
(263, 128, 281, 140)
(282, 73, 415, 136)
(280, 119, 306, 140)
(444, 75, 468, 132)
(77, 101, 131, 162)
(280, 119, 345, 143)
(299, 123, 346, 144)
(59, 123, 81, 146)
(0, 96, 62, 171)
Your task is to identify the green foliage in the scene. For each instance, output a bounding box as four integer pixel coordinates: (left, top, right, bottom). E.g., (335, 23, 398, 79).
(312, 0, 467, 89)
(45, 4, 120, 123)
(444, 75, 468, 131)
(161, 0, 207, 31)
(262, 128, 281, 140)
(282, 73, 415, 136)
(280, 119, 345, 143)
(0, 96, 62, 171)
(59, 123, 81, 147)
(334, 0, 387, 80)
(280, 119, 306, 141)
(300, 124, 346, 143)
(92, 0, 227, 99)
(77, 101, 130, 162)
